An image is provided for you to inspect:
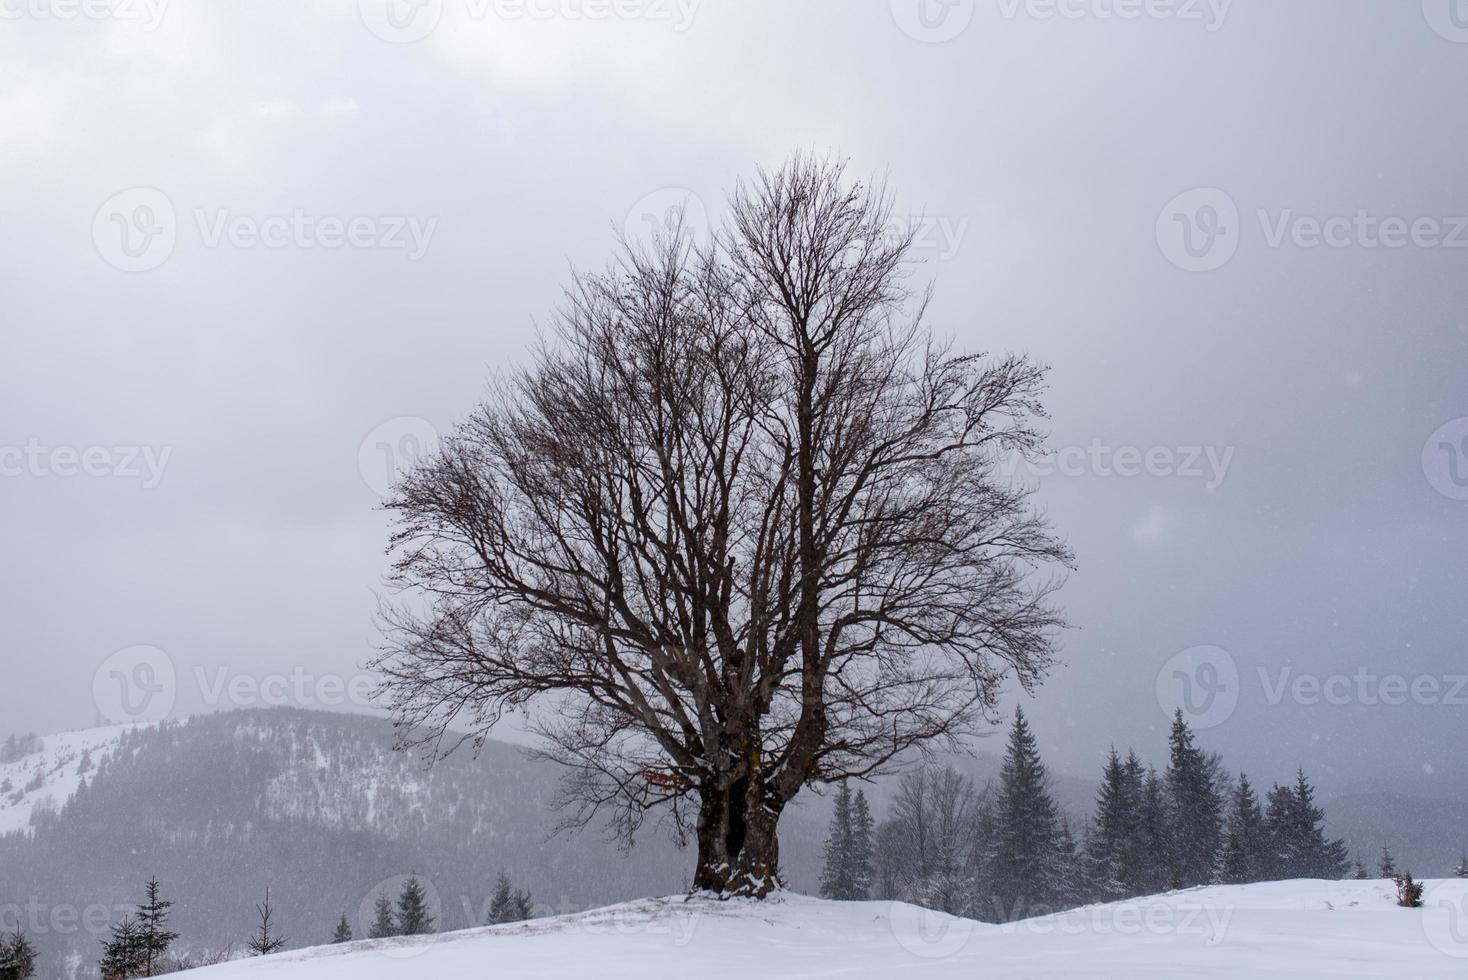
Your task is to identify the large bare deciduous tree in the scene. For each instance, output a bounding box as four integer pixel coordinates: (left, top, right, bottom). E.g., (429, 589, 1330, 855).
(372, 155, 1071, 897)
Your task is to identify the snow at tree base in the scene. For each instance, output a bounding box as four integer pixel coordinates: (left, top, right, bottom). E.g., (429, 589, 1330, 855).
(179, 881, 1468, 979)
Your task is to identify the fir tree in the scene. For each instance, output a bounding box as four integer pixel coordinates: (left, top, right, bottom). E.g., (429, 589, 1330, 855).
(136, 877, 179, 976)
(1264, 771, 1348, 879)
(368, 892, 397, 939)
(1455, 851, 1468, 879)
(248, 888, 286, 956)
(850, 788, 875, 900)
(1133, 761, 1171, 895)
(1219, 773, 1268, 884)
(1378, 845, 1396, 879)
(511, 889, 534, 922)
(1352, 854, 1370, 880)
(987, 707, 1063, 921)
(1085, 748, 1141, 901)
(396, 877, 436, 935)
(0, 927, 37, 980)
(820, 783, 859, 900)
(99, 915, 144, 980)
(489, 872, 517, 924)
(331, 914, 353, 944)
(1164, 711, 1224, 888)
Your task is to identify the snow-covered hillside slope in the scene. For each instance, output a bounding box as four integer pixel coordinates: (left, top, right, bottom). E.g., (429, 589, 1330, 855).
(184, 880, 1468, 979)
(0, 725, 133, 836)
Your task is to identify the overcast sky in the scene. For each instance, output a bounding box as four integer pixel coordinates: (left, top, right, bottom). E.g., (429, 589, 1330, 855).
(2, 0, 1465, 798)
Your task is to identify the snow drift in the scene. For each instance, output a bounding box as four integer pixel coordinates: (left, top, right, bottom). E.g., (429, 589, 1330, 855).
(181, 879, 1468, 979)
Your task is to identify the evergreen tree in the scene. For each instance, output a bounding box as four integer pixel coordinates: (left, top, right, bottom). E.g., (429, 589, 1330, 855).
(1352, 854, 1370, 880)
(331, 914, 353, 944)
(136, 877, 179, 976)
(1085, 748, 1141, 900)
(1164, 711, 1224, 888)
(368, 893, 397, 939)
(1378, 845, 1396, 879)
(820, 782, 858, 899)
(1456, 851, 1468, 879)
(99, 916, 144, 980)
(0, 927, 37, 980)
(988, 707, 1063, 921)
(489, 872, 517, 924)
(396, 877, 436, 935)
(1264, 771, 1349, 879)
(511, 889, 534, 922)
(1219, 773, 1269, 884)
(850, 788, 875, 900)
(248, 888, 286, 956)
(1134, 762, 1171, 895)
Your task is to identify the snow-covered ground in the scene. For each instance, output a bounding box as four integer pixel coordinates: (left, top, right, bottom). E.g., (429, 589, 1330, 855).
(184, 879, 1468, 978)
(0, 726, 132, 836)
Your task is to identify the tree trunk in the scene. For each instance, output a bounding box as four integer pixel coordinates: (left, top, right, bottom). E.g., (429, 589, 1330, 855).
(692, 778, 783, 897)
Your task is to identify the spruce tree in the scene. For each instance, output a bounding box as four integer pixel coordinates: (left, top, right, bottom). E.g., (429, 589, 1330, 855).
(99, 915, 144, 980)
(489, 872, 517, 924)
(247, 888, 286, 956)
(331, 914, 353, 944)
(511, 889, 534, 922)
(1220, 773, 1268, 884)
(988, 707, 1063, 921)
(368, 892, 397, 939)
(396, 877, 436, 935)
(1264, 771, 1348, 879)
(1164, 710, 1224, 888)
(0, 927, 37, 980)
(1085, 748, 1141, 900)
(1378, 845, 1396, 878)
(1455, 851, 1468, 878)
(1352, 854, 1370, 880)
(136, 877, 179, 976)
(850, 788, 875, 901)
(820, 783, 858, 900)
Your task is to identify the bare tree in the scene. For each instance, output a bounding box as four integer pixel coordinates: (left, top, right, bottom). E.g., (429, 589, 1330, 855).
(373, 154, 1071, 897)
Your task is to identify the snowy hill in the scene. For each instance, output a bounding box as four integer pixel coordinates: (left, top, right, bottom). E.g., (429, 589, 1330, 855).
(0, 725, 135, 836)
(179, 880, 1468, 979)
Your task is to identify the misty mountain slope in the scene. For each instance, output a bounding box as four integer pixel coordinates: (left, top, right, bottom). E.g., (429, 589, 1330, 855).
(1325, 792, 1468, 877)
(0, 709, 828, 974)
(180, 880, 1468, 979)
(0, 726, 134, 836)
